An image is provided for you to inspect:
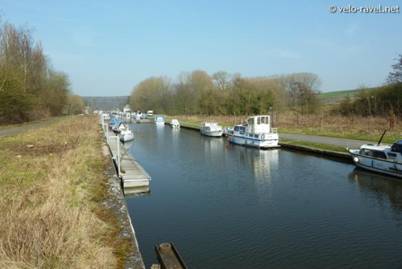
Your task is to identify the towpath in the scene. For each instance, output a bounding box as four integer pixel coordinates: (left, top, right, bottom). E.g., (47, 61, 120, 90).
(0, 117, 62, 137)
(280, 133, 373, 148)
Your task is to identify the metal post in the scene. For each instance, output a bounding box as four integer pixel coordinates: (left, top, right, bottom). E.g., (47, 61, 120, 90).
(116, 136, 121, 176)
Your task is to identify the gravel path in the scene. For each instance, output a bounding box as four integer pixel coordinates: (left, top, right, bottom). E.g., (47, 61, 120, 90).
(0, 117, 61, 137)
(280, 133, 374, 148)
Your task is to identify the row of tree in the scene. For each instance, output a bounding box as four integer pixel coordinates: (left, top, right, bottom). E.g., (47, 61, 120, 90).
(0, 20, 84, 123)
(334, 54, 402, 117)
(129, 70, 321, 116)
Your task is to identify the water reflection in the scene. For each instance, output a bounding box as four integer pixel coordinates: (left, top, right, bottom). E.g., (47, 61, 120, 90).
(349, 169, 402, 214)
(203, 137, 224, 155)
(171, 126, 180, 145)
(226, 145, 279, 182)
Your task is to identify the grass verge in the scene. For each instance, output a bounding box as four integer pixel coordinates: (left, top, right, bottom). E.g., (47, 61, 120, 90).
(0, 116, 129, 268)
(279, 139, 348, 153)
(167, 114, 401, 144)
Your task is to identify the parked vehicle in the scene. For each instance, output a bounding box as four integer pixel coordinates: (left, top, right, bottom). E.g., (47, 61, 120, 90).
(226, 115, 279, 149)
(200, 122, 223, 137)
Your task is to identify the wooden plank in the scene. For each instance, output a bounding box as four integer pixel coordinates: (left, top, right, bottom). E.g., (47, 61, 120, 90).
(155, 243, 187, 269)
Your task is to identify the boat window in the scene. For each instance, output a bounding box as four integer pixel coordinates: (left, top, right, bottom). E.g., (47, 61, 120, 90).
(234, 126, 239, 132)
(387, 152, 397, 158)
(372, 150, 387, 159)
(391, 143, 402, 153)
(248, 118, 254, 125)
(360, 149, 373, 156)
(254, 134, 259, 138)
(256, 117, 260, 124)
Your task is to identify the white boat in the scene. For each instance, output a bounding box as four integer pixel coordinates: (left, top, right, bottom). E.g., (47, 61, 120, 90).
(102, 113, 110, 121)
(155, 116, 165, 126)
(112, 122, 127, 133)
(170, 119, 180, 128)
(135, 112, 142, 122)
(200, 122, 223, 137)
(226, 115, 279, 149)
(348, 139, 402, 178)
(120, 129, 134, 142)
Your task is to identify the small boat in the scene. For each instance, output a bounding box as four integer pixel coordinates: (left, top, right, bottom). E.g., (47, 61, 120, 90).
(112, 121, 127, 134)
(348, 134, 402, 178)
(120, 129, 134, 142)
(200, 122, 223, 137)
(171, 119, 180, 128)
(155, 116, 165, 126)
(102, 113, 110, 121)
(226, 115, 279, 149)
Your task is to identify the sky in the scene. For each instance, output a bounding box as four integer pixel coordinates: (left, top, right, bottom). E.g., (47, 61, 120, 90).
(0, 0, 401, 96)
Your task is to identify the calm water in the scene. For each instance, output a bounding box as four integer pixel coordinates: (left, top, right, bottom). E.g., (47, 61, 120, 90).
(126, 124, 402, 269)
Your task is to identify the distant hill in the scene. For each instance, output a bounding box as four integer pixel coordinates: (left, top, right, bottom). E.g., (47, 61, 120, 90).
(82, 96, 129, 111)
(319, 87, 377, 104)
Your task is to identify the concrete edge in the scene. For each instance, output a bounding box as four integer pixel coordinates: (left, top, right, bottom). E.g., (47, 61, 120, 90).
(278, 142, 352, 163)
(102, 141, 146, 269)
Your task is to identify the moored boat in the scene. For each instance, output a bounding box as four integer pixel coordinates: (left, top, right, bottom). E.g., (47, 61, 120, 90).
(119, 129, 135, 142)
(226, 115, 279, 149)
(200, 122, 223, 137)
(348, 139, 402, 178)
(171, 119, 180, 128)
(155, 115, 165, 126)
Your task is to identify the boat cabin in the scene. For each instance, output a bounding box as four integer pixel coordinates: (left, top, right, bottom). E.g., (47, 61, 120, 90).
(246, 115, 272, 134)
(234, 125, 246, 135)
(358, 141, 402, 161)
(391, 140, 402, 154)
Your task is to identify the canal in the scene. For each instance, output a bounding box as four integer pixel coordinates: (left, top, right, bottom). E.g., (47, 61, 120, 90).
(126, 124, 402, 269)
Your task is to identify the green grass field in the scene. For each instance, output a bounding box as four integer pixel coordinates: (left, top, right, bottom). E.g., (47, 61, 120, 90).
(318, 87, 377, 104)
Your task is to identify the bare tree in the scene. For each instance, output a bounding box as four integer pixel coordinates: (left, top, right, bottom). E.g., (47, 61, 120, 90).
(387, 54, 402, 84)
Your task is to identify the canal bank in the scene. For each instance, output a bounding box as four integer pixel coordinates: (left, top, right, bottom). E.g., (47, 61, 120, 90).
(126, 123, 402, 268)
(166, 120, 353, 162)
(100, 119, 151, 268)
(101, 142, 145, 269)
(0, 116, 136, 268)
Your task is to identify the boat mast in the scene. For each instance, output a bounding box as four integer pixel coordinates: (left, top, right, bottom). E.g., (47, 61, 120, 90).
(377, 129, 387, 145)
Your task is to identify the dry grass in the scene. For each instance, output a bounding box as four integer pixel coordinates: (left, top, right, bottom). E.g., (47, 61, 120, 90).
(169, 113, 402, 143)
(0, 116, 126, 269)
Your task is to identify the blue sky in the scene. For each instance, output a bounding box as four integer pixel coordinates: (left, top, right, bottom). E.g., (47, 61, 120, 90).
(1, 0, 401, 96)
